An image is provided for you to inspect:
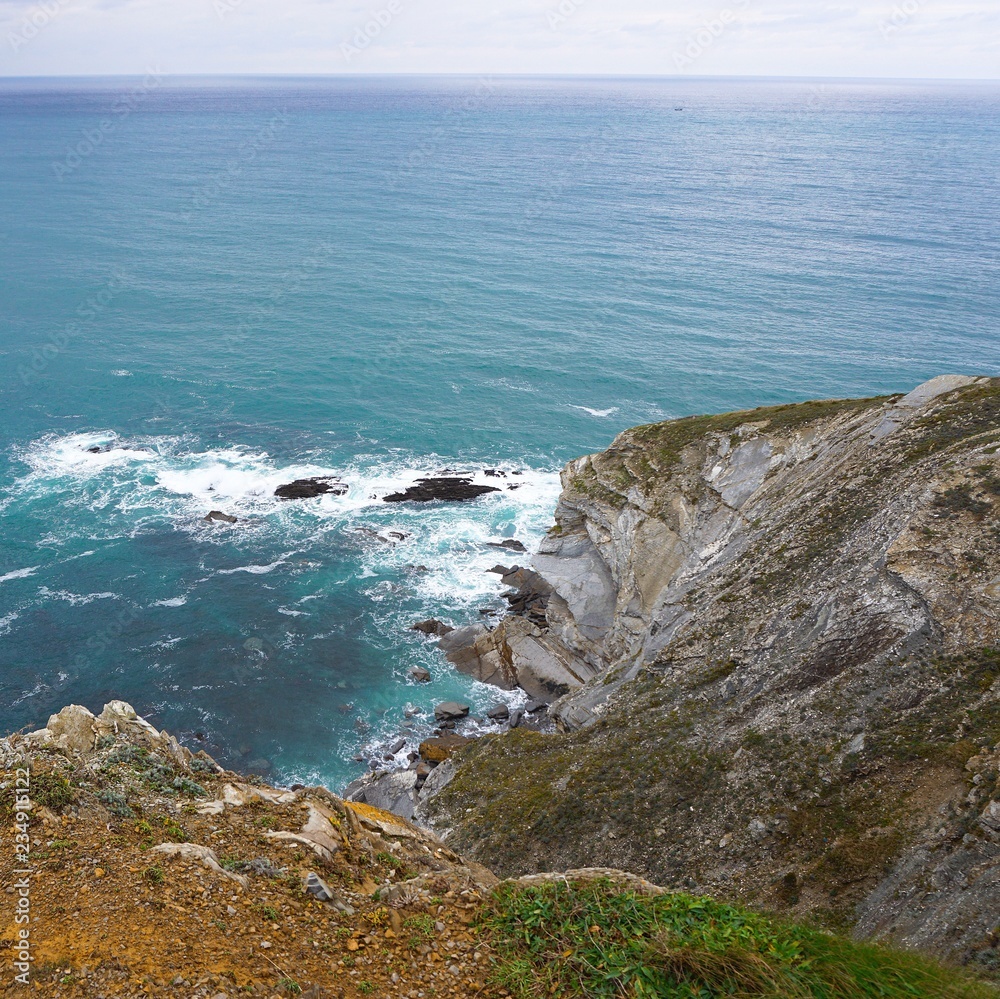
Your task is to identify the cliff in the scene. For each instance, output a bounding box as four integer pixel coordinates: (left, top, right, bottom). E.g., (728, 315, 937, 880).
(417, 375, 1000, 971)
(3, 701, 996, 998)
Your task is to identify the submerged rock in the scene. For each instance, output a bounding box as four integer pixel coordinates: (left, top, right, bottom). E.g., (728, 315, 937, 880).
(487, 539, 528, 553)
(434, 701, 471, 722)
(274, 477, 347, 500)
(410, 619, 454, 637)
(203, 510, 238, 524)
(383, 477, 501, 503)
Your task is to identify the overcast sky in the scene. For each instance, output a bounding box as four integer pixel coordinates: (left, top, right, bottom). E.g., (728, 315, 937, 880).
(1, 0, 997, 79)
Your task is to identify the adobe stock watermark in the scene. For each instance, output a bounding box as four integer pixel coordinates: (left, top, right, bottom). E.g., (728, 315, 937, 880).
(7, 0, 72, 55)
(385, 77, 497, 189)
(878, 0, 923, 39)
(233, 241, 336, 340)
(340, 0, 407, 62)
(673, 0, 750, 72)
(214, 0, 245, 19)
(16, 272, 131, 386)
(525, 122, 622, 220)
(546, 0, 585, 30)
(52, 69, 164, 182)
(183, 110, 289, 218)
(8, 763, 33, 986)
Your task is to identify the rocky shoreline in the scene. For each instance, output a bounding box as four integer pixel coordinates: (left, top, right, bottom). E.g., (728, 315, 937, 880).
(356, 375, 1000, 971)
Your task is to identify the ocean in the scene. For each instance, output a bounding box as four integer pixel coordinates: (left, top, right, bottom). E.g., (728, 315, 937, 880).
(1, 75, 998, 789)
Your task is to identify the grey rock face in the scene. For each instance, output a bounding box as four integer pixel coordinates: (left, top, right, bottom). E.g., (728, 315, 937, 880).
(345, 769, 421, 821)
(419, 376, 1000, 966)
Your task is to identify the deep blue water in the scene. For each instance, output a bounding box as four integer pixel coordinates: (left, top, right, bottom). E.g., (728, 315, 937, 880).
(1, 76, 998, 788)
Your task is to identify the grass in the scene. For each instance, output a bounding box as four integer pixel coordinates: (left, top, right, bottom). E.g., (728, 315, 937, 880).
(482, 879, 998, 999)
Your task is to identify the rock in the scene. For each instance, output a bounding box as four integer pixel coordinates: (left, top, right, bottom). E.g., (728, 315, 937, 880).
(419, 735, 473, 763)
(383, 478, 501, 503)
(443, 615, 599, 700)
(409, 667, 432, 683)
(508, 708, 524, 729)
(487, 539, 527, 553)
(979, 800, 1000, 832)
(410, 619, 454, 637)
(486, 703, 510, 721)
(304, 871, 336, 902)
(149, 843, 249, 888)
(203, 510, 238, 524)
(41, 704, 97, 753)
(274, 478, 347, 500)
(434, 701, 470, 722)
(524, 699, 549, 713)
(389, 738, 406, 755)
(345, 770, 420, 820)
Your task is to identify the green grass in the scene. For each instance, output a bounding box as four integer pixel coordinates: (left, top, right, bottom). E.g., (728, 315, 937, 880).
(482, 879, 997, 999)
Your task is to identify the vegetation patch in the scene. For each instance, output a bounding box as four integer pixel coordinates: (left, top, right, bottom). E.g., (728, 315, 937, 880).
(482, 879, 998, 999)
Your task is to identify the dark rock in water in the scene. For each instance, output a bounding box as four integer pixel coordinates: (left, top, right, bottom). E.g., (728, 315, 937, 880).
(383, 477, 501, 504)
(508, 708, 524, 729)
(419, 734, 473, 763)
(274, 477, 347, 500)
(488, 564, 514, 576)
(410, 618, 453, 637)
(484, 469, 507, 478)
(487, 539, 527, 553)
(86, 445, 105, 454)
(203, 510, 238, 524)
(434, 701, 470, 722)
(525, 699, 549, 714)
(409, 667, 432, 683)
(486, 703, 510, 721)
(389, 738, 406, 755)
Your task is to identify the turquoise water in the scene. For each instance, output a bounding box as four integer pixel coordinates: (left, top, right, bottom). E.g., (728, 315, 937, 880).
(1, 76, 998, 788)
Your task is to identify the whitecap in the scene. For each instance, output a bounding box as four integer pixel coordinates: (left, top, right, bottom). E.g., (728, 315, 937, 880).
(37, 587, 120, 606)
(0, 611, 19, 636)
(217, 556, 291, 576)
(0, 566, 39, 584)
(569, 405, 620, 418)
(111, 369, 132, 377)
(153, 596, 187, 608)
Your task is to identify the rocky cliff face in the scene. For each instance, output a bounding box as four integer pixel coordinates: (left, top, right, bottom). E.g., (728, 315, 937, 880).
(0, 701, 501, 997)
(420, 375, 1000, 970)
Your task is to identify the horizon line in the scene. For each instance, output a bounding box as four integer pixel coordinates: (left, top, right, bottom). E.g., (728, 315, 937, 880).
(1, 71, 999, 84)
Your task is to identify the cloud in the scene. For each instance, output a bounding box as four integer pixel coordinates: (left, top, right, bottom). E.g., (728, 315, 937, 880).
(0, 0, 997, 78)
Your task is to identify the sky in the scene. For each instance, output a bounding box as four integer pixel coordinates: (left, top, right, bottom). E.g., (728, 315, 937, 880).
(0, 0, 998, 79)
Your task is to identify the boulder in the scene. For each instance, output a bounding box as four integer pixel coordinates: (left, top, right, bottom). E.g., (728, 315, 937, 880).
(383, 478, 501, 503)
(410, 619, 454, 637)
(345, 769, 420, 821)
(434, 701, 470, 722)
(274, 478, 347, 500)
(203, 510, 238, 524)
(487, 539, 527, 553)
(43, 704, 97, 753)
(486, 703, 510, 721)
(409, 667, 431, 683)
(419, 734, 473, 763)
